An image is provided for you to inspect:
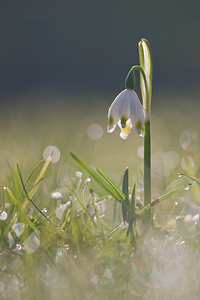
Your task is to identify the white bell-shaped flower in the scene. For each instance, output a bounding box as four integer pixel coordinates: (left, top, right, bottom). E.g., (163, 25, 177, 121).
(107, 89, 147, 139)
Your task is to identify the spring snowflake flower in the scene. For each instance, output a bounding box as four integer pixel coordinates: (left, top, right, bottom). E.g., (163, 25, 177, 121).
(107, 89, 147, 139)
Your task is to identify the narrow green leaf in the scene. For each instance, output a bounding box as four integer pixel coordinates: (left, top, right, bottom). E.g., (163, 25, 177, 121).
(21, 153, 52, 210)
(138, 38, 153, 114)
(70, 153, 123, 201)
(97, 168, 125, 200)
(127, 184, 137, 241)
(6, 187, 18, 206)
(138, 41, 145, 104)
(6, 187, 37, 231)
(24, 158, 46, 187)
(122, 168, 129, 223)
(178, 173, 200, 184)
(34, 151, 53, 185)
(138, 182, 194, 217)
(18, 163, 56, 226)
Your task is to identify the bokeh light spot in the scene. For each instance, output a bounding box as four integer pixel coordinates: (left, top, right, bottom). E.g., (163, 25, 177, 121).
(43, 145, 60, 163)
(12, 223, 25, 237)
(87, 124, 103, 140)
(23, 231, 40, 255)
(162, 151, 179, 170)
(179, 129, 199, 151)
(181, 156, 198, 173)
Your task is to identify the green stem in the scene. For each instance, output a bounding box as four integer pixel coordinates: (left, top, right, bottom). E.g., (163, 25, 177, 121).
(125, 65, 147, 93)
(144, 120, 151, 221)
(139, 39, 152, 221)
(125, 39, 152, 222)
(126, 64, 151, 220)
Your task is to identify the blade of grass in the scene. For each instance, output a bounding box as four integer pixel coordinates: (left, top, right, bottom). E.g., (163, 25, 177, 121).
(23, 158, 47, 187)
(21, 153, 53, 210)
(17, 162, 56, 226)
(6, 187, 37, 231)
(70, 153, 124, 201)
(122, 168, 129, 223)
(137, 182, 194, 217)
(178, 173, 200, 184)
(97, 168, 125, 200)
(127, 183, 136, 236)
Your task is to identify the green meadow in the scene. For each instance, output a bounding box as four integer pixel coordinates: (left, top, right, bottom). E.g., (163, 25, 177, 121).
(0, 90, 200, 299)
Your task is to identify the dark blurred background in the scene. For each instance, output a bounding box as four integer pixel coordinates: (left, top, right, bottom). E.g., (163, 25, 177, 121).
(0, 0, 200, 100)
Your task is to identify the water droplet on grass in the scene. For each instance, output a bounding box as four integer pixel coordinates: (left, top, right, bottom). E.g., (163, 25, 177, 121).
(12, 223, 25, 237)
(0, 210, 7, 220)
(75, 171, 82, 178)
(179, 240, 185, 246)
(23, 231, 40, 254)
(16, 243, 22, 251)
(52, 191, 62, 199)
(184, 185, 190, 191)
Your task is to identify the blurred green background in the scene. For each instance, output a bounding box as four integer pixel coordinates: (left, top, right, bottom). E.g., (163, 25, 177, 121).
(0, 0, 200, 192)
(0, 0, 200, 98)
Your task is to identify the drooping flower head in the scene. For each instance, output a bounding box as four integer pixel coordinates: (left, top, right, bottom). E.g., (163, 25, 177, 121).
(107, 89, 147, 139)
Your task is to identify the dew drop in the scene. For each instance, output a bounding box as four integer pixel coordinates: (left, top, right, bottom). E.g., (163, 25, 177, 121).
(174, 201, 179, 206)
(12, 223, 25, 237)
(23, 231, 40, 254)
(86, 177, 91, 182)
(75, 171, 82, 178)
(179, 240, 185, 246)
(51, 191, 64, 201)
(16, 243, 23, 251)
(184, 185, 190, 191)
(178, 173, 182, 178)
(43, 208, 47, 213)
(0, 210, 8, 220)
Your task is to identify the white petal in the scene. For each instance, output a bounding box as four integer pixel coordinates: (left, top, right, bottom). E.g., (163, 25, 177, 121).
(107, 89, 147, 137)
(129, 92, 147, 135)
(107, 89, 131, 130)
(107, 123, 117, 133)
